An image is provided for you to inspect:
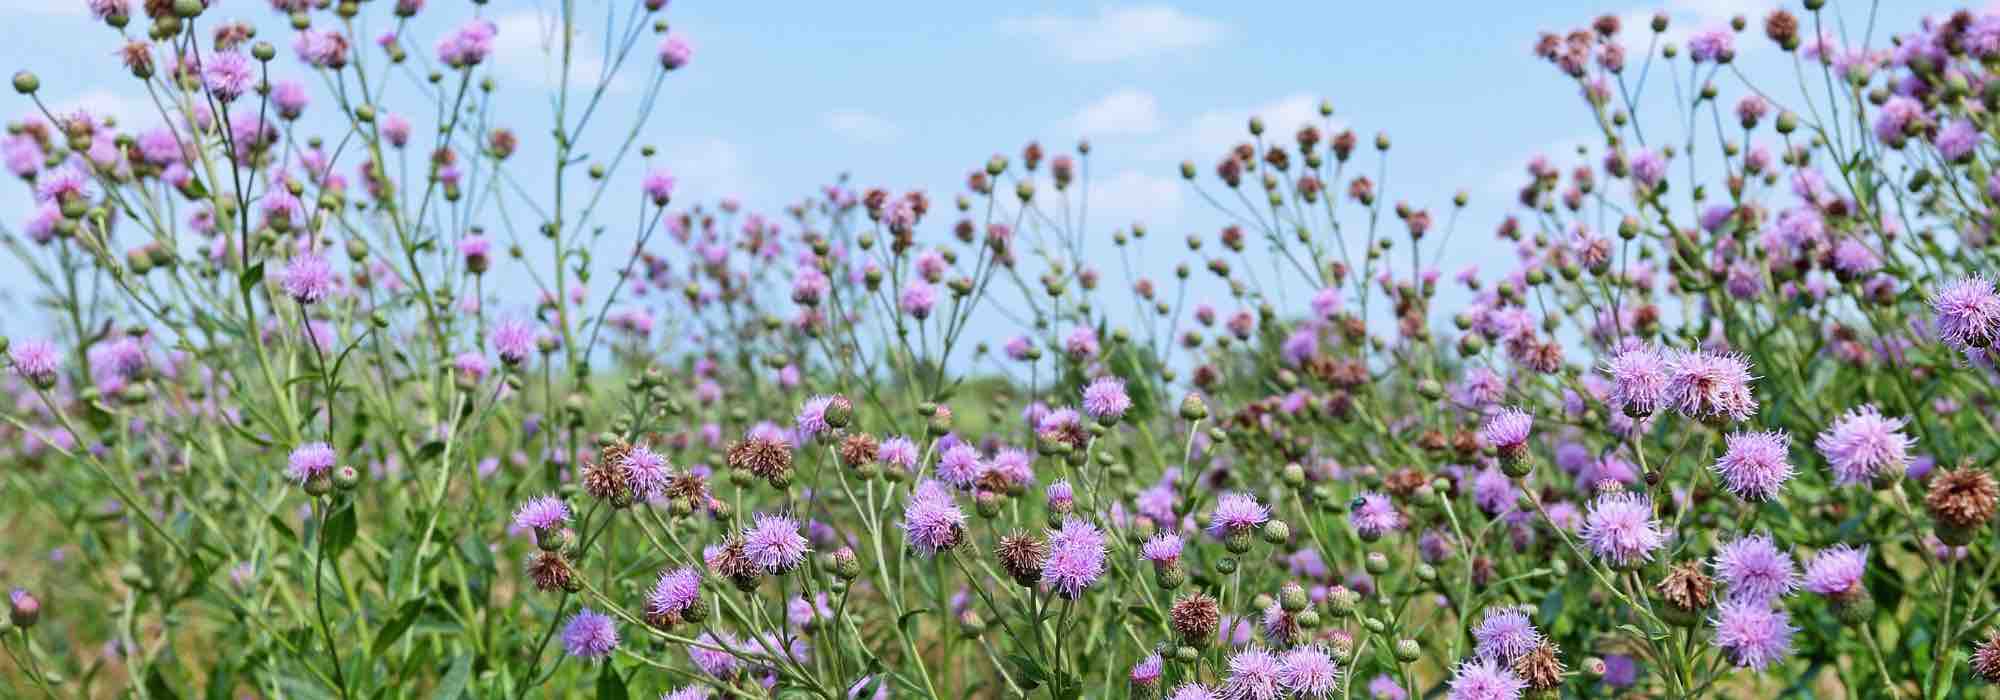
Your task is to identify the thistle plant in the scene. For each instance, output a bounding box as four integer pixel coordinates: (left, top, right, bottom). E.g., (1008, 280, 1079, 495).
(6, 1, 2000, 699)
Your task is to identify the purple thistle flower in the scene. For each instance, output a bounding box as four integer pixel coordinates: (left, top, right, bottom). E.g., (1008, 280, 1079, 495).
(1348, 491, 1404, 540)
(34, 164, 92, 204)
(453, 352, 491, 381)
(1041, 516, 1107, 598)
(1278, 645, 1341, 699)
(1874, 95, 1926, 147)
(647, 567, 702, 619)
(1169, 684, 1218, 700)
(795, 395, 835, 442)
(437, 19, 497, 67)
(286, 442, 337, 484)
(658, 34, 693, 70)
(1802, 544, 1868, 599)
(1666, 350, 1757, 422)
(1710, 600, 1796, 671)
(1081, 376, 1133, 421)
(1207, 492, 1270, 537)
(662, 686, 709, 700)
(1446, 658, 1526, 700)
(281, 253, 337, 304)
(1688, 27, 1734, 62)
(1222, 648, 1284, 700)
(1629, 149, 1666, 188)
(1604, 345, 1669, 416)
(561, 608, 619, 658)
(1712, 431, 1794, 501)
(1712, 534, 1798, 604)
(1472, 467, 1517, 516)
(1367, 674, 1408, 700)
(1931, 276, 2000, 350)
(492, 318, 538, 364)
(643, 168, 677, 203)
(202, 52, 254, 101)
(1814, 405, 1913, 486)
(936, 443, 983, 489)
(902, 481, 966, 556)
(512, 495, 570, 532)
(1938, 119, 1980, 161)
(1142, 532, 1184, 567)
(9, 339, 61, 386)
(878, 436, 919, 470)
(689, 631, 738, 678)
(1472, 608, 1541, 663)
(624, 445, 672, 498)
(1131, 653, 1164, 687)
(1045, 480, 1074, 511)
(1065, 325, 1101, 359)
(741, 514, 809, 573)
(1580, 492, 1665, 567)
(899, 281, 937, 319)
(1481, 407, 1533, 457)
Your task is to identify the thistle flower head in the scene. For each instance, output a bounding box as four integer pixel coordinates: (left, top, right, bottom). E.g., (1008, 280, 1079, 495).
(741, 514, 809, 573)
(1801, 545, 1867, 599)
(561, 608, 619, 658)
(1208, 492, 1270, 536)
(1712, 430, 1793, 501)
(1472, 608, 1541, 663)
(1710, 600, 1795, 671)
(1446, 658, 1526, 700)
(1081, 376, 1132, 420)
(1711, 534, 1798, 604)
(1580, 492, 1664, 567)
(1815, 405, 1913, 486)
(286, 442, 337, 484)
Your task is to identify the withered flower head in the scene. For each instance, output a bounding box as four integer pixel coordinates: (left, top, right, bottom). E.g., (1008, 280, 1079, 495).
(727, 436, 794, 483)
(1973, 629, 2000, 683)
(664, 472, 708, 503)
(1658, 560, 1715, 612)
(581, 460, 632, 504)
(1169, 592, 1221, 644)
(1927, 467, 1999, 529)
(1512, 642, 1566, 690)
(839, 433, 879, 468)
(525, 551, 576, 592)
(996, 533, 1048, 586)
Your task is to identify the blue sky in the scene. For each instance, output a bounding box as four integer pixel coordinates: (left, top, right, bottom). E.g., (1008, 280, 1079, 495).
(0, 0, 1967, 347)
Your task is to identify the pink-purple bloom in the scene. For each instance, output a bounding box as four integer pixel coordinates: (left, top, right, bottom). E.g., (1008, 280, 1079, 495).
(1471, 608, 1540, 663)
(1710, 600, 1795, 671)
(1711, 431, 1793, 501)
(561, 608, 619, 658)
(1081, 376, 1132, 421)
(1446, 658, 1526, 700)
(1580, 492, 1664, 567)
(1207, 492, 1270, 536)
(1711, 534, 1798, 604)
(285, 442, 337, 484)
(742, 514, 809, 573)
(1814, 405, 1913, 486)
(513, 495, 570, 532)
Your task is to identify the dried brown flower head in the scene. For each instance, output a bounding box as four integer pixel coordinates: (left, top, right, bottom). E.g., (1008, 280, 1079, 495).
(1928, 467, 1999, 529)
(1512, 642, 1566, 690)
(1658, 560, 1715, 612)
(996, 533, 1047, 586)
(1169, 593, 1221, 644)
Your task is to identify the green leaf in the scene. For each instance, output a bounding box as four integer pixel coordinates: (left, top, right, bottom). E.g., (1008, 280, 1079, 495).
(427, 653, 471, 700)
(415, 440, 448, 464)
(1008, 654, 1048, 683)
(371, 598, 427, 657)
(1126, 605, 1162, 626)
(321, 504, 358, 557)
(239, 262, 265, 298)
(898, 608, 930, 639)
(268, 514, 297, 543)
(145, 665, 183, 700)
(594, 665, 629, 700)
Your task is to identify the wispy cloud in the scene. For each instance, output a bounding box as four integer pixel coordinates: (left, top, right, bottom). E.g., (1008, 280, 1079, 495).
(490, 10, 636, 92)
(1000, 6, 1226, 63)
(822, 109, 900, 144)
(1084, 168, 1185, 231)
(663, 138, 756, 202)
(51, 89, 156, 128)
(1070, 89, 1162, 138)
(1177, 92, 1333, 160)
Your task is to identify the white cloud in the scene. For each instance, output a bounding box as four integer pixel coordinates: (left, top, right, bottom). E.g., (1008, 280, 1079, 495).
(1616, 0, 1776, 49)
(1071, 89, 1162, 138)
(0, 0, 79, 15)
(822, 109, 899, 144)
(662, 138, 755, 202)
(1082, 169, 1184, 231)
(490, 10, 633, 92)
(1000, 6, 1226, 63)
(1178, 92, 1331, 160)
